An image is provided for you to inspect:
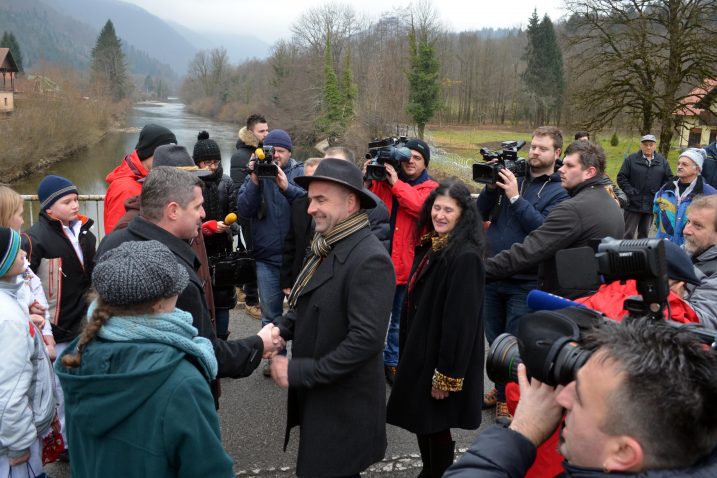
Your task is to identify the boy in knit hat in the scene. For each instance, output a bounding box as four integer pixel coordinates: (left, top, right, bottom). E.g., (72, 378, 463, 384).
(22, 174, 96, 451)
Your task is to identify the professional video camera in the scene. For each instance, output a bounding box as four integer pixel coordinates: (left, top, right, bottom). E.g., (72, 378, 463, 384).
(254, 146, 278, 178)
(364, 136, 412, 181)
(473, 140, 528, 185)
(486, 237, 716, 385)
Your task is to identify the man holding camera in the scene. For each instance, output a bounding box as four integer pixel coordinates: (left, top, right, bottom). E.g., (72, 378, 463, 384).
(477, 126, 569, 424)
(445, 318, 717, 477)
(237, 129, 305, 375)
(485, 140, 624, 298)
(364, 139, 437, 384)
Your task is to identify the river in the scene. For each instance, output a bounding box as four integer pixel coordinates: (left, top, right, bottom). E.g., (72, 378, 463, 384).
(13, 100, 254, 195)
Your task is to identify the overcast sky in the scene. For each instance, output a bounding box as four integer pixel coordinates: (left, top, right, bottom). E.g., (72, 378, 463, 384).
(122, 0, 567, 44)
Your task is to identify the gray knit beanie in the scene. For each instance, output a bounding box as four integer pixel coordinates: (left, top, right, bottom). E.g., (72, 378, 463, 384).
(93, 240, 189, 306)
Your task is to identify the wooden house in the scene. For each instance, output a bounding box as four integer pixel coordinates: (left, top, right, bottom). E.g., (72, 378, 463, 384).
(674, 79, 717, 148)
(0, 48, 19, 113)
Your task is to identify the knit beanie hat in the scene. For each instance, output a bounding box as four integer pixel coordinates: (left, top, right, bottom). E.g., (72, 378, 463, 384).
(37, 175, 79, 210)
(405, 139, 431, 166)
(192, 131, 222, 164)
(0, 227, 21, 278)
(135, 124, 177, 161)
(663, 240, 700, 286)
(680, 148, 705, 172)
(93, 240, 189, 306)
(264, 129, 293, 151)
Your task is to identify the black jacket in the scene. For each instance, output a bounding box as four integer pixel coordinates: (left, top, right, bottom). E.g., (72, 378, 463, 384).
(23, 212, 96, 343)
(96, 217, 263, 380)
(485, 177, 625, 299)
(703, 141, 717, 189)
(617, 151, 672, 213)
(281, 196, 313, 289)
(200, 169, 237, 257)
(387, 243, 485, 434)
(230, 127, 259, 186)
(445, 425, 717, 478)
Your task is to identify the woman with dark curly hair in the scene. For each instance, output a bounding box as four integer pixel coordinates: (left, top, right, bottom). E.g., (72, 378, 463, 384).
(387, 179, 486, 478)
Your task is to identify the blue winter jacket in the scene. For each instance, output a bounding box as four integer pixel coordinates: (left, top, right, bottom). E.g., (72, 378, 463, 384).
(477, 172, 568, 280)
(237, 158, 306, 266)
(653, 176, 717, 246)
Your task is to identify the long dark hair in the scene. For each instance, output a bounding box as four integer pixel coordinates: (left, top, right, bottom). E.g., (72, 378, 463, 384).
(416, 178, 485, 259)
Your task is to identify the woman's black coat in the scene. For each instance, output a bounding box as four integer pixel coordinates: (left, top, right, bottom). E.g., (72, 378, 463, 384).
(387, 242, 485, 434)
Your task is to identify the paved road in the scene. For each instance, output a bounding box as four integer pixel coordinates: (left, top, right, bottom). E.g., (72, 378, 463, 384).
(46, 306, 497, 477)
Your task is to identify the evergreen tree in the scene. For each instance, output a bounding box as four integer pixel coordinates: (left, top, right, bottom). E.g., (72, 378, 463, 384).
(319, 32, 344, 139)
(406, 22, 440, 140)
(1, 31, 24, 72)
(340, 49, 356, 125)
(90, 20, 130, 101)
(522, 11, 565, 125)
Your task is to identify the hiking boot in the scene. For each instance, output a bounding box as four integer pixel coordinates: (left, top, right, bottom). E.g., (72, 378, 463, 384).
(495, 401, 513, 426)
(236, 287, 247, 305)
(263, 359, 272, 377)
(483, 387, 497, 409)
(245, 304, 262, 320)
(384, 365, 397, 386)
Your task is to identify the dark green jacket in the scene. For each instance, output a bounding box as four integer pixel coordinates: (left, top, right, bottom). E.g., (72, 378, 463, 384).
(55, 338, 234, 478)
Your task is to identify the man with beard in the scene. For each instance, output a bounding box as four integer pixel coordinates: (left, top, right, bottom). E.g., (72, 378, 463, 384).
(477, 126, 569, 423)
(682, 194, 717, 328)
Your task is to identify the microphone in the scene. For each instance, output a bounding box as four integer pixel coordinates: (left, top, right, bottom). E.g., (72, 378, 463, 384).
(224, 212, 237, 225)
(526, 289, 586, 311)
(255, 147, 265, 160)
(201, 220, 218, 236)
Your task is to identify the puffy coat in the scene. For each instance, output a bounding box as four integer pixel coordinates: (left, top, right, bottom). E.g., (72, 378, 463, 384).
(104, 150, 147, 234)
(617, 151, 672, 214)
(370, 173, 438, 284)
(653, 176, 717, 246)
(230, 126, 259, 186)
(236, 159, 306, 266)
(23, 212, 96, 343)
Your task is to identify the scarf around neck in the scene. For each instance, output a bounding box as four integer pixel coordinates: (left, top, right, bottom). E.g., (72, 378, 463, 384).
(287, 211, 370, 308)
(93, 301, 218, 380)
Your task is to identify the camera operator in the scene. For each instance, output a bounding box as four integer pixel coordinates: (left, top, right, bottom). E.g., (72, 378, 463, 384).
(237, 129, 305, 376)
(682, 194, 717, 328)
(445, 318, 717, 477)
(485, 141, 624, 299)
(477, 126, 569, 423)
(363, 139, 438, 384)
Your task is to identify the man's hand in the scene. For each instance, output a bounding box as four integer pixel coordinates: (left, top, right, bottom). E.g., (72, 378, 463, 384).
(431, 387, 449, 400)
(282, 287, 292, 297)
(29, 300, 46, 316)
(29, 314, 45, 330)
(271, 355, 290, 388)
(496, 168, 519, 199)
(276, 165, 289, 191)
(384, 163, 399, 185)
(9, 451, 30, 466)
(248, 159, 259, 185)
(509, 364, 564, 446)
(258, 323, 285, 358)
(215, 221, 230, 233)
(669, 279, 686, 298)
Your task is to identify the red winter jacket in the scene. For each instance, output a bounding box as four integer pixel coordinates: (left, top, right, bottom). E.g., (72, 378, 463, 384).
(370, 177, 438, 284)
(104, 151, 147, 234)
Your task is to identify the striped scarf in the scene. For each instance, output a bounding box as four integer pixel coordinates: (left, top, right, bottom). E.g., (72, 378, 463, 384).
(287, 211, 370, 308)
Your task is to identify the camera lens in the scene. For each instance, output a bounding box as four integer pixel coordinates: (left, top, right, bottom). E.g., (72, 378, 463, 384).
(550, 341, 592, 386)
(486, 333, 522, 384)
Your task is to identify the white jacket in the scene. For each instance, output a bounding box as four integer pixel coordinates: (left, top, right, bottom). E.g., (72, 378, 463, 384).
(0, 280, 56, 459)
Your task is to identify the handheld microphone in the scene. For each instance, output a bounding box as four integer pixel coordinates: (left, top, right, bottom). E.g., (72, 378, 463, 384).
(526, 289, 586, 311)
(255, 148, 265, 160)
(201, 220, 218, 236)
(224, 212, 237, 225)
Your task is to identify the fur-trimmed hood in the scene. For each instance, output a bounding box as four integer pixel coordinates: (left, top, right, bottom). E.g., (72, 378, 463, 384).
(236, 126, 259, 149)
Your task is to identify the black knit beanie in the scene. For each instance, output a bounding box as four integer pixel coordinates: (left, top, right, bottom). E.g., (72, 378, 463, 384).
(135, 124, 177, 161)
(192, 131, 222, 164)
(405, 139, 431, 166)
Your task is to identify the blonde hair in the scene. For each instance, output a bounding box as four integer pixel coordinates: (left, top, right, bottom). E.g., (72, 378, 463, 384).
(0, 185, 23, 229)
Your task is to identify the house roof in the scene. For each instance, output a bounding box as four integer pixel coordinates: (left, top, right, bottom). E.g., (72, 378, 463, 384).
(674, 79, 717, 116)
(0, 48, 19, 73)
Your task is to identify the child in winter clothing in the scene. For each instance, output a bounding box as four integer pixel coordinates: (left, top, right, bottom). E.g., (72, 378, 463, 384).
(0, 227, 57, 478)
(56, 240, 235, 478)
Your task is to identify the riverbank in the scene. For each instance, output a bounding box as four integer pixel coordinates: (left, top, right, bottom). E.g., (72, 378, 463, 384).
(0, 93, 129, 184)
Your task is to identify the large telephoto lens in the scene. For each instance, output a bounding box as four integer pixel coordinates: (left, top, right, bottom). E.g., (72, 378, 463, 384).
(486, 333, 522, 384)
(550, 341, 592, 386)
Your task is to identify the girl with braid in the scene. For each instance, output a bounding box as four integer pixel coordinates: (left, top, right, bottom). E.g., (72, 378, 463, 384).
(55, 240, 235, 478)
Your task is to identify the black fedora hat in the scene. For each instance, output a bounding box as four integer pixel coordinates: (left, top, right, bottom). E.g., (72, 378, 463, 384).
(295, 158, 377, 209)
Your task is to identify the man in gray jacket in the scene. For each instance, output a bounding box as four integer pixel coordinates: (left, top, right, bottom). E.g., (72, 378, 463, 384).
(683, 194, 717, 328)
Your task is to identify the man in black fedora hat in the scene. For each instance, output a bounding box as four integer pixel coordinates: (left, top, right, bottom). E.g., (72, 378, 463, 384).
(269, 158, 395, 478)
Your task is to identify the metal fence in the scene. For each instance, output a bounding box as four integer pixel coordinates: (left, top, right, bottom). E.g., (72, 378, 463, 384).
(21, 194, 106, 239)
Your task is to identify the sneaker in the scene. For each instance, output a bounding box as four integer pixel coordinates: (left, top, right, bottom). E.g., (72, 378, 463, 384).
(245, 304, 262, 320)
(236, 287, 247, 305)
(384, 365, 397, 386)
(483, 387, 497, 409)
(263, 359, 272, 377)
(495, 401, 513, 426)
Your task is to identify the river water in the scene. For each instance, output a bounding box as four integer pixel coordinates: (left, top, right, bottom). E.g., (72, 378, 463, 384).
(13, 101, 248, 195)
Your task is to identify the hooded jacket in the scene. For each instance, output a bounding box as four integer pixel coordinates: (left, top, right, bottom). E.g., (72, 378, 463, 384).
(230, 127, 259, 186)
(55, 337, 234, 478)
(104, 150, 148, 234)
(236, 158, 306, 266)
(0, 280, 56, 461)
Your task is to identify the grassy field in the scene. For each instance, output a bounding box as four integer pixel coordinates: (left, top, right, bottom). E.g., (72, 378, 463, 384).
(424, 125, 678, 189)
